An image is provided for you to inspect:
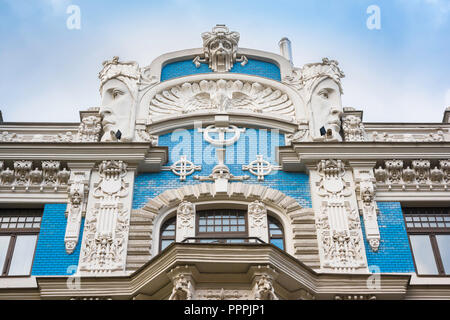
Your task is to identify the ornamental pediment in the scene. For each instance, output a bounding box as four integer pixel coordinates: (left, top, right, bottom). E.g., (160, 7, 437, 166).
(139, 73, 305, 126)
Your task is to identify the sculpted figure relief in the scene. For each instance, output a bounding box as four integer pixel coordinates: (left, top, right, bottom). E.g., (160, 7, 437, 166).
(193, 24, 247, 72)
(301, 58, 345, 141)
(98, 56, 141, 142)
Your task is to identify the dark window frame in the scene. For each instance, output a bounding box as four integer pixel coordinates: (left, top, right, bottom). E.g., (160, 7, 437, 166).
(403, 207, 450, 276)
(159, 217, 176, 252)
(0, 210, 42, 277)
(267, 215, 285, 250)
(195, 209, 248, 242)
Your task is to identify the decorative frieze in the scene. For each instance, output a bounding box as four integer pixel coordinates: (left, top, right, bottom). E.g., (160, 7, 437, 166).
(196, 289, 249, 300)
(374, 159, 450, 190)
(0, 160, 69, 191)
(371, 130, 445, 142)
(0, 131, 23, 142)
(79, 160, 133, 274)
(310, 160, 367, 273)
(242, 155, 281, 181)
(65, 170, 91, 254)
(335, 295, 376, 300)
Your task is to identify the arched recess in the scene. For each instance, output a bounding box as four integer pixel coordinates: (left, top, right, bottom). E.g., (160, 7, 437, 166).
(128, 182, 318, 269)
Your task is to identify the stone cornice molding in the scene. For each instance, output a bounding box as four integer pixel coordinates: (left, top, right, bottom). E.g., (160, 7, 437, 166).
(147, 111, 298, 136)
(278, 142, 450, 171)
(0, 143, 168, 171)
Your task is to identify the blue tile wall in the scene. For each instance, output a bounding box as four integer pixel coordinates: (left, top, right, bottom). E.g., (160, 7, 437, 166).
(133, 128, 311, 210)
(362, 202, 415, 273)
(32, 204, 84, 276)
(161, 59, 281, 82)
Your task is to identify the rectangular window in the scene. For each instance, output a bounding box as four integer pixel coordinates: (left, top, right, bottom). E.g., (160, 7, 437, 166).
(0, 209, 42, 277)
(409, 235, 439, 275)
(197, 210, 247, 236)
(404, 207, 450, 276)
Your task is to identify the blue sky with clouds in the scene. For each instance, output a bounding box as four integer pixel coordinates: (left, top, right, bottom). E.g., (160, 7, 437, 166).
(0, 0, 449, 123)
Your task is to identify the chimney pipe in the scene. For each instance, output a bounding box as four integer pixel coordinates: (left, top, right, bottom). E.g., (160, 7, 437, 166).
(279, 37, 293, 65)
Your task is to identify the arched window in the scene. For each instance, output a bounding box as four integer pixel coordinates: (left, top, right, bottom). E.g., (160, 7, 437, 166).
(196, 209, 247, 243)
(268, 216, 284, 250)
(160, 217, 176, 251)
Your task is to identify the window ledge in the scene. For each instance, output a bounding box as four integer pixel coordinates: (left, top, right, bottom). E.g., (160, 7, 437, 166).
(409, 273, 450, 285)
(0, 276, 38, 289)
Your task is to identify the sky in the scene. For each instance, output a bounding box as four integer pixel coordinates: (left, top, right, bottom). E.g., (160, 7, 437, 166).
(0, 0, 449, 123)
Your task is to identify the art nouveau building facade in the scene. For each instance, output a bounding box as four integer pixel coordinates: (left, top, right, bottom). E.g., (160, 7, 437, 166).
(0, 25, 449, 300)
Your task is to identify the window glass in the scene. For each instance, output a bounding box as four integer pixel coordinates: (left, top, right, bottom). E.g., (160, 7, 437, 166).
(160, 218, 176, 252)
(268, 216, 284, 250)
(197, 210, 246, 235)
(436, 235, 450, 275)
(8, 235, 37, 276)
(270, 238, 284, 250)
(160, 239, 174, 251)
(0, 236, 11, 273)
(410, 235, 439, 275)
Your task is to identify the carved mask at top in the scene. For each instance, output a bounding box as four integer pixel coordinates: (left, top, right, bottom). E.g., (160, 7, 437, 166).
(199, 25, 242, 72)
(301, 58, 345, 141)
(98, 57, 140, 142)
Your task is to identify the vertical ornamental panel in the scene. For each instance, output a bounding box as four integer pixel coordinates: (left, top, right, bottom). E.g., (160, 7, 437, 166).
(78, 161, 134, 274)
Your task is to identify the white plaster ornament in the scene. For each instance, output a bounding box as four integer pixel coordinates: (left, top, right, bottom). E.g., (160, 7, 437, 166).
(243, 155, 282, 181)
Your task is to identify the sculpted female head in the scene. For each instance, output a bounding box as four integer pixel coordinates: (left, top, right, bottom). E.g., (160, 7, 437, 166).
(309, 77, 343, 140)
(98, 57, 140, 142)
(301, 58, 345, 141)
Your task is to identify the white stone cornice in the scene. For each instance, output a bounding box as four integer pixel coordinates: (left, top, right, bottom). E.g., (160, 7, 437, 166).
(0, 143, 167, 166)
(278, 142, 450, 171)
(147, 111, 298, 136)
